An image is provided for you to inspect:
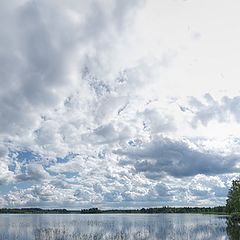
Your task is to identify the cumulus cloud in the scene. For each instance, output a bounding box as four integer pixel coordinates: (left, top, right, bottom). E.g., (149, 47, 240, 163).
(0, 0, 143, 137)
(115, 137, 240, 178)
(140, 108, 176, 133)
(182, 94, 240, 128)
(0, 0, 147, 206)
(0, 162, 15, 185)
(16, 163, 50, 182)
(0, 1, 77, 136)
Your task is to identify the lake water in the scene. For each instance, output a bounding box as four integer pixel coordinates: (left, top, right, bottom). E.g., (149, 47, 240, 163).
(0, 213, 237, 240)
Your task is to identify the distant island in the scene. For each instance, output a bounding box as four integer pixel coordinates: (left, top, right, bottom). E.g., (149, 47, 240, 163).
(0, 206, 226, 214)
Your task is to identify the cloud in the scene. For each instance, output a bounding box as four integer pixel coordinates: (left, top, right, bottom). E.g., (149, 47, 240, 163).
(16, 163, 49, 182)
(4, 183, 76, 207)
(183, 94, 240, 127)
(1, 0, 240, 208)
(115, 136, 240, 178)
(0, 0, 147, 206)
(0, 1, 75, 136)
(140, 108, 176, 133)
(0, 162, 15, 185)
(0, 0, 143, 138)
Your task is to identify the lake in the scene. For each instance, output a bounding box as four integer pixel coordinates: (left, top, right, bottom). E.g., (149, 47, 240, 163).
(0, 213, 237, 239)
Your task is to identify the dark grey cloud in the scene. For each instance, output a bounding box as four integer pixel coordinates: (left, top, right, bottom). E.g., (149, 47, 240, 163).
(114, 137, 240, 178)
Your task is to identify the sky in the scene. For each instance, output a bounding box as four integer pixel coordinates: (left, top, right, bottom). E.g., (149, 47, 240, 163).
(1, 0, 240, 209)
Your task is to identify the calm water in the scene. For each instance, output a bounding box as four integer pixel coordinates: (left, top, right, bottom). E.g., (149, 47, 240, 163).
(0, 213, 237, 240)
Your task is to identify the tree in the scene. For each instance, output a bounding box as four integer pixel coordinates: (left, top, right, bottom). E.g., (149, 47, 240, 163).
(226, 179, 240, 214)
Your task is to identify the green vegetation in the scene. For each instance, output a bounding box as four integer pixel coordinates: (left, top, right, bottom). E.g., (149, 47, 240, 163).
(226, 179, 240, 225)
(226, 180, 240, 214)
(0, 206, 226, 214)
(0, 208, 69, 214)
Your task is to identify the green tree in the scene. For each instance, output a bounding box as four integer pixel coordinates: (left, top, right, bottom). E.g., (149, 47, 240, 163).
(226, 179, 240, 214)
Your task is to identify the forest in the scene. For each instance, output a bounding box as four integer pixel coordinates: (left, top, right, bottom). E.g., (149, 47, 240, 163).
(0, 206, 226, 214)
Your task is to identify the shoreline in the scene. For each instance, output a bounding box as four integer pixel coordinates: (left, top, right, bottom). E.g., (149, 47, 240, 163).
(0, 207, 227, 215)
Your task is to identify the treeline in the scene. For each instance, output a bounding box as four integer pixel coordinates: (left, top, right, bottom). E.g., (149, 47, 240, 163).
(0, 208, 69, 214)
(101, 206, 226, 214)
(0, 206, 226, 214)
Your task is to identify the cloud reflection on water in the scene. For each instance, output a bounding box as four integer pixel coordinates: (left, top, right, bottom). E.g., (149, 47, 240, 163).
(0, 214, 231, 240)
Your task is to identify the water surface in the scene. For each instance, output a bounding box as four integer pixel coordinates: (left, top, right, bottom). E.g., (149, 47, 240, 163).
(0, 213, 235, 239)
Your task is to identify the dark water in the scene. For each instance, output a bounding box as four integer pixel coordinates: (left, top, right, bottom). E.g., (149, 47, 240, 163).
(0, 213, 237, 240)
